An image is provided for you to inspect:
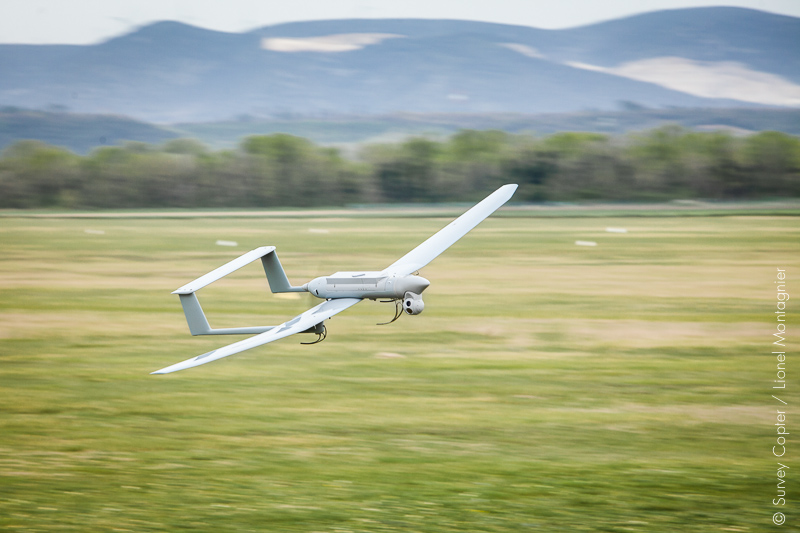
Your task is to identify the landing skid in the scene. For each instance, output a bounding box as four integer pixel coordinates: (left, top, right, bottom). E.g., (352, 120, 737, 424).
(301, 324, 327, 344)
(377, 299, 403, 325)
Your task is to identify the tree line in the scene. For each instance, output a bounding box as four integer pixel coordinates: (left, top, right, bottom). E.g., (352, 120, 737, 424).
(1, 126, 798, 209)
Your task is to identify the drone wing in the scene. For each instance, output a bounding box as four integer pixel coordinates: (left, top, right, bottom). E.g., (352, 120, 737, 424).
(381, 184, 517, 277)
(152, 298, 362, 374)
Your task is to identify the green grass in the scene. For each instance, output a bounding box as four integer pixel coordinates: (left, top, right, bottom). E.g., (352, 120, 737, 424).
(0, 214, 797, 532)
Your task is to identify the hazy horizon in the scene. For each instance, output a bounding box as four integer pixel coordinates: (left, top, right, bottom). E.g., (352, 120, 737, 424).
(1, 0, 799, 45)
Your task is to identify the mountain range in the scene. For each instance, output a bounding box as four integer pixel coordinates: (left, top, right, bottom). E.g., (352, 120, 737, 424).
(1, 7, 798, 123)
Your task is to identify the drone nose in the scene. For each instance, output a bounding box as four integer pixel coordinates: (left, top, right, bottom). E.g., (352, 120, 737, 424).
(412, 275, 430, 293)
(393, 274, 430, 297)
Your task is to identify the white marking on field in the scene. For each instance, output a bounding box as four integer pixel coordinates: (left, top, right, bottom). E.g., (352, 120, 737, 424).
(375, 352, 406, 359)
(308, 228, 330, 234)
(575, 240, 597, 247)
(605, 227, 628, 233)
(84, 229, 105, 235)
(216, 240, 238, 247)
(274, 293, 302, 300)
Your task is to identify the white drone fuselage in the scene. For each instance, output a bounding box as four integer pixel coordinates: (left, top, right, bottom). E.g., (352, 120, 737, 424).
(306, 272, 430, 315)
(306, 272, 429, 299)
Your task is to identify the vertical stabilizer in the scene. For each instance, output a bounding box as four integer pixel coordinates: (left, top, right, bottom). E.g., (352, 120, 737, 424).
(178, 293, 212, 335)
(261, 250, 306, 293)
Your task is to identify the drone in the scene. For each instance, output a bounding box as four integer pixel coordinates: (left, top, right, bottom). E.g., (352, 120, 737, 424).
(152, 184, 517, 374)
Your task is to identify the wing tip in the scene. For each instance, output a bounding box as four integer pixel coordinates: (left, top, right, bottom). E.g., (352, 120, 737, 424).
(150, 360, 195, 374)
(501, 183, 518, 196)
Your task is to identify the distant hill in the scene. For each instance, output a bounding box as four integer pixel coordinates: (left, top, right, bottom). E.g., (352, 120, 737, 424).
(0, 7, 798, 122)
(172, 108, 800, 150)
(539, 7, 800, 78)
(2, 106, 799, 154)
(0, 109, 177, 154)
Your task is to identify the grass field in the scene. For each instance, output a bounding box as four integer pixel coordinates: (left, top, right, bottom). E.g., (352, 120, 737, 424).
(1, 211, 798, 532)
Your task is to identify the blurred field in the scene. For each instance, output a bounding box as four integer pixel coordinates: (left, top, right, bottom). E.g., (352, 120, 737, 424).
(0, 212, 798, 532)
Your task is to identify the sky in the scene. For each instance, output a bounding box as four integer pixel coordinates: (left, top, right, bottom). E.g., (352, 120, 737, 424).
(1, 0, 799, 45)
